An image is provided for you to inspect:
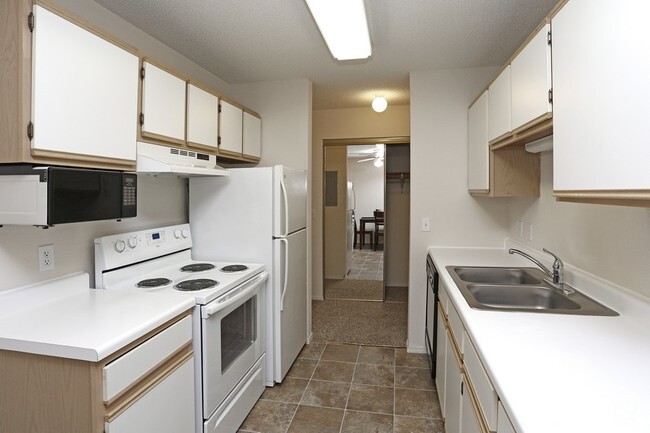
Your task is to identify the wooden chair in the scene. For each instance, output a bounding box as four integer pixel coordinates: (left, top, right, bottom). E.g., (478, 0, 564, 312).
(354, 216, 373, 250)
(373, 210, 384, 251)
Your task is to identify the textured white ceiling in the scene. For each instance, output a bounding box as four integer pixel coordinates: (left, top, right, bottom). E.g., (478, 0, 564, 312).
(93, 0, 558, 109)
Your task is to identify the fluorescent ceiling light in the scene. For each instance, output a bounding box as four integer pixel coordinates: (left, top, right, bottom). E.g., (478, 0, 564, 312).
(305, 0, 371, 61)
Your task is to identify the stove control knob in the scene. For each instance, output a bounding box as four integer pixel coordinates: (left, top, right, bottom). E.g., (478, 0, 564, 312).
(127, 236, 138, 249)
(173, 229, 182, 239)
(181, 228, 189, 238)
(114, 239, 126, 253)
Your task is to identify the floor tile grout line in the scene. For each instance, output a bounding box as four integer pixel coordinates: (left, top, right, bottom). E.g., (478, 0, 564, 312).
(338, 344, 361, 433)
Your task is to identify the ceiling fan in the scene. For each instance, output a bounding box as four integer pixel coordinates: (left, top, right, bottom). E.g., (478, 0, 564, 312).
(357, 144, 385, 167)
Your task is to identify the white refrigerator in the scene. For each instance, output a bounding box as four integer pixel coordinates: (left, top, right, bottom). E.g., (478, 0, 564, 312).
(189, 166, 308, 386)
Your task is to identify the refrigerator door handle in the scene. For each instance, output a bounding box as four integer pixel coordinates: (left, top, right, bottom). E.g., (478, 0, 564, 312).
(279, 237, 289, 312)
(280, 176, 289, 237)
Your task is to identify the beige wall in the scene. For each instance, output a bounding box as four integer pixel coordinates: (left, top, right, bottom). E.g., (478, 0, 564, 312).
(409, 67, 509, 352)
(508, 152, 650, 300)
(312, 106, 411, 299)
(323, 146, 349, 279)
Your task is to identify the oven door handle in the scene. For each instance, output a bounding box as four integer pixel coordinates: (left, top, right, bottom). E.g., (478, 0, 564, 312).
(201, 272, 268, 319)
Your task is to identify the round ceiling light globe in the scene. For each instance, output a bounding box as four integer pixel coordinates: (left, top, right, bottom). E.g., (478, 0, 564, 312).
(372, 96, 388, 113)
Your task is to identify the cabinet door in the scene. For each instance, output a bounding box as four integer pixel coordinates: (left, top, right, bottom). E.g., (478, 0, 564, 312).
(105, 356, 195, 433)
(435, 304, 447, 415)
(187, 83, 219, 150)
(553, 0, 650, 192)
(497, 402, 517, 433)
(461, 377, 483, 433)
(488, 66, 511, 143)
(511, 23, 552, 132)
(141, 62, 186, 144)
(468, 91, 489, 191)
(444, 329, 462, 433)
(31, 5, 138, 161)
(219, 100, 243, 155)
(243, 112, 261, 159)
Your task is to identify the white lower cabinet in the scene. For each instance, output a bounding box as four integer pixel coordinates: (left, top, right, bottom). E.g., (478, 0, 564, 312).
(105, 356, 195, 433)
(497, 402, 517, 433)
(444, 327, 463, 433)
(436, 273, 510, 433)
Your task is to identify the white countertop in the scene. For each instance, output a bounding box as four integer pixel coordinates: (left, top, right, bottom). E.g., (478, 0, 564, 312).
(0, 272, 195, 362)
(428, 241, 650, 433)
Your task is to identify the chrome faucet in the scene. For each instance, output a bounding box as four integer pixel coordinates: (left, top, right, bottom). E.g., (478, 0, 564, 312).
(508, 248, 573, 294)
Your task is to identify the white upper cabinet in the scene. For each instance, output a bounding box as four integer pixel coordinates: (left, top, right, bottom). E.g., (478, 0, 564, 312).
(219, 100, 243, 155)
(31, 5, 138, 162)
(187, 84, 219, 150)
(552, 0, 650, 195)
(510, 23, 552, 132)
(468, 91, 489, 192)
(243, 112, 261, 160)
(487, 66, 511, 143)
(141, 61, 186, 144)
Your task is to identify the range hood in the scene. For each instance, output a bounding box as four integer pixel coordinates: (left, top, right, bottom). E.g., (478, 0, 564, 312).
(136, 142, 229, 177)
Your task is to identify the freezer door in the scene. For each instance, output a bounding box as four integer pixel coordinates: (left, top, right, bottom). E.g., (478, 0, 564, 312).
(273, 228, 308, 382)
(274, 166, 307, 236)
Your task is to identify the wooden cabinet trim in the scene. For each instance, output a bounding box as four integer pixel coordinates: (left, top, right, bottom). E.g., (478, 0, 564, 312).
(140, 130, 186, 147)
(490, 118, 552, 151)
(554, 191, 650, 207)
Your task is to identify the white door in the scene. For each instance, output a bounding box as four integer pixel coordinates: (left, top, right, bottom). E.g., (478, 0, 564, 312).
(510, 23, 552, 131)
(187, 83, 219, 150)
(31, 6, 138, 161)
(201, 273, 266, 418)
(274, 166, 307, 236)
(273, 228, 307, 382)
(141, 62, 186, 143)
(243, 112, 261, 158)
(219, 100, 243, 154)
(468, 91, 489, 191)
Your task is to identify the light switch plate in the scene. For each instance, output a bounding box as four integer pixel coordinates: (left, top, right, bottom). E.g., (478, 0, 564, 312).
(421, 217, 430, 232)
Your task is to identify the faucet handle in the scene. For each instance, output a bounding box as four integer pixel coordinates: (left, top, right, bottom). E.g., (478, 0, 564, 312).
(542, 248, 563, 284)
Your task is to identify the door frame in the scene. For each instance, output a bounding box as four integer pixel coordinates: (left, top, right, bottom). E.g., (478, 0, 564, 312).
(322, 136, 410, 301)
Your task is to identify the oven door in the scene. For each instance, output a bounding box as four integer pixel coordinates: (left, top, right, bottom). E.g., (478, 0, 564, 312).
(200, 271, 267, 419)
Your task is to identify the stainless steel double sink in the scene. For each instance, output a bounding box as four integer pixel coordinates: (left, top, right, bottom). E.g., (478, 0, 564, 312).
(446, 266, 618, 316)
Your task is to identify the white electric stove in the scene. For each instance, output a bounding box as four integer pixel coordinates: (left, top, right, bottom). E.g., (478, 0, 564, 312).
(95, 224, 267, 433)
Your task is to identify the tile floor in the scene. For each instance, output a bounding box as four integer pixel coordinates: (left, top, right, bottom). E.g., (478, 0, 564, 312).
(347, 250, 384, 281)
(238, 342, 444, 433)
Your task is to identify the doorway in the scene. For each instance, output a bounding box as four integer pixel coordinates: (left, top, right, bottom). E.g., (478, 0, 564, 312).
(322, 137, 410, 303)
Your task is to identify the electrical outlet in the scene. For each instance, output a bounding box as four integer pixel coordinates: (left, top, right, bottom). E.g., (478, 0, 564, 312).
(421, 217, 431, 232)
(38, 244, 55, 271)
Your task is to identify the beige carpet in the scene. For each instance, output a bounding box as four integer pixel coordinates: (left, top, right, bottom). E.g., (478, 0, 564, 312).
(324, 278, 384, 301)
(311, 299, 407, 347)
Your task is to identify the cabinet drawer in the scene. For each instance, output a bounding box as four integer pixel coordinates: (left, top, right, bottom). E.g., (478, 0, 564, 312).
(103, 316, 192, 402)
(447, 300, 464, 354)
(438, 280, 449, 317)
(464, 331, 498, 431)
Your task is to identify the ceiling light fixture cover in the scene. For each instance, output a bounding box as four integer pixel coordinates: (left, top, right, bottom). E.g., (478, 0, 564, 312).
(372, 96, 388, 112)
(305, 0, 371, 61)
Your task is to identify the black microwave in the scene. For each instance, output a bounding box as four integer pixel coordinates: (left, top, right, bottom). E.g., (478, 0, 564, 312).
(0, 165, 137, 227)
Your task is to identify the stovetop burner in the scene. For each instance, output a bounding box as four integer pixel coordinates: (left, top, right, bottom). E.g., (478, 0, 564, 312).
(180, 263, 216, 272)
(174, 278, 219, 292)
(136, 278, 172, 288)
(220, 264, 249, 273)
